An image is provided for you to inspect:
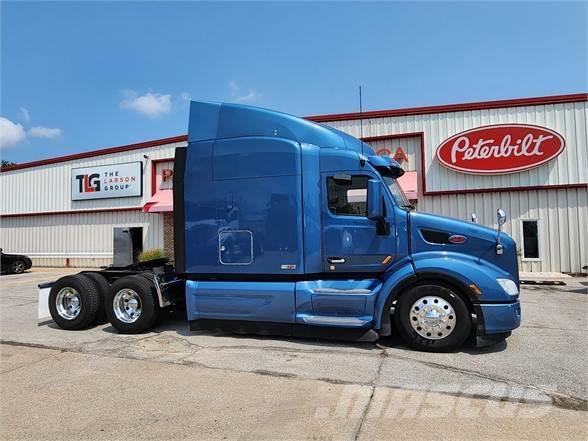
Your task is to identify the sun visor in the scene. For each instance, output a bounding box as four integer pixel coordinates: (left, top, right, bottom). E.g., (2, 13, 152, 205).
(368, 155, 405, 178)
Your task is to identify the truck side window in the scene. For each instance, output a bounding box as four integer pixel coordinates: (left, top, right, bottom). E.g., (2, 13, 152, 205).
(327, 176, 370, 216)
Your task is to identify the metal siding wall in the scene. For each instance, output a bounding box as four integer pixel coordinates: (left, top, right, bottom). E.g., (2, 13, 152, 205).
(0, 210, 164, 267)
(0, 142, 178, 267)
(0, 141, 185, 215)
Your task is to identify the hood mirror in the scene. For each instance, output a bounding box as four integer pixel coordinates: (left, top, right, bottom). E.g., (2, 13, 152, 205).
(495, 208, 506, 255)
(497, 209, 506, 227)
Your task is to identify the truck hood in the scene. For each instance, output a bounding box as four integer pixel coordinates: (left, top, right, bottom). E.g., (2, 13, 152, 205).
(409, 211, 519, 282)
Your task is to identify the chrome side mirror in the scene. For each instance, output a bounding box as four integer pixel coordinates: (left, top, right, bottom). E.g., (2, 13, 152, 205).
(471, 213, 478, 223)
(496, 209, 506, 255)
(497, 209, 506, 227)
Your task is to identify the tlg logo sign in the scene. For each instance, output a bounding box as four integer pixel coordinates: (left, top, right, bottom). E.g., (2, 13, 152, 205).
(75, 173, 101, 193)
(71, 162, 142, 200)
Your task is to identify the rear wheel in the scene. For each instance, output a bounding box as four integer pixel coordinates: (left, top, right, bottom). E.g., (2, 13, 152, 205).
(395, 284, 471, 352)
(83, 272, 110, 323)
(48, 274, 101, 330)
(105, 275, 159, 334)
(10, 259, 26, 274)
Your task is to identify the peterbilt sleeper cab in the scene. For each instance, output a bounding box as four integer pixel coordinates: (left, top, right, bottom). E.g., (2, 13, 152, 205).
(41, 101, 521, 352)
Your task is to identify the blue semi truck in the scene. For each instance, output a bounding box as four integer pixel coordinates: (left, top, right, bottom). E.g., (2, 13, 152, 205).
(40, 101, 521, 351)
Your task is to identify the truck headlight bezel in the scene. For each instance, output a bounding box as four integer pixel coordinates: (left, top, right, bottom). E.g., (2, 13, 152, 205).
(497, 278, 519, 296)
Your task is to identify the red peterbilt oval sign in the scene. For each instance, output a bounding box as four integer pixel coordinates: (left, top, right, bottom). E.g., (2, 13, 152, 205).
(436, 124, 565, 174)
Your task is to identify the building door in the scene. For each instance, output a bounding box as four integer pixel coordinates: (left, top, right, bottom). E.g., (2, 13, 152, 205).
(113, 227, 143, 267)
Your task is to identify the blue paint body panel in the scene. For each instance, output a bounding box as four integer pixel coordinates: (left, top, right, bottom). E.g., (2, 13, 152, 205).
(480, 301, 521, 334)
(186, 280, 295, 323)
(295, 279, 382, 323)
(182, 101, 522, 340)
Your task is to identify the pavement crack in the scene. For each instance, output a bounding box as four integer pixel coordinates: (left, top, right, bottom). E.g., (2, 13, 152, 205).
(353, 351, 386, 441)
(0, 348, 62, 375)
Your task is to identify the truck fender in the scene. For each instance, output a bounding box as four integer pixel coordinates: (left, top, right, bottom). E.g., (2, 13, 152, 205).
(411, 252, 515, 303)
(374, 259, 416, 335)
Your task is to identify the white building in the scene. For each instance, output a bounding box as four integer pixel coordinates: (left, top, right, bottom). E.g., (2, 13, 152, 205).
(1, 94, 586, 273)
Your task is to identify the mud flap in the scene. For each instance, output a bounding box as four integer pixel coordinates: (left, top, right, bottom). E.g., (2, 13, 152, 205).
(37, 282, 54, 326)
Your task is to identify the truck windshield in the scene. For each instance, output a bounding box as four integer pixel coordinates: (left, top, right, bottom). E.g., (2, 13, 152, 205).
(382, 176, 412, 209)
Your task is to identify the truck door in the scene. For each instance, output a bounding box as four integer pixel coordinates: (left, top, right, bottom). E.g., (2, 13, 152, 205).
(322, 173, 396, 273)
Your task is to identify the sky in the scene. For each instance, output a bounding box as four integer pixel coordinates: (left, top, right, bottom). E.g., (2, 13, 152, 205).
(1, 1, 587, 164)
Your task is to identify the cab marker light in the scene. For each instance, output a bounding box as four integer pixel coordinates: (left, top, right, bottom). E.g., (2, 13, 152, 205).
(469, 283, 483, 296)
(381, 255, 393, 264)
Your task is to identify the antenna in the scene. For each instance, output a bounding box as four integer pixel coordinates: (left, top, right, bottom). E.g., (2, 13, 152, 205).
(359, 85, 364, 157)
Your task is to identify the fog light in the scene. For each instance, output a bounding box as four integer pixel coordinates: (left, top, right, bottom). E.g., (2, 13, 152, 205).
(497, 278, 519, 296)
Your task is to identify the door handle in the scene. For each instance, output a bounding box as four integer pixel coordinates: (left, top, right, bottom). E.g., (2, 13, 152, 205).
(328, 257, 346, 264)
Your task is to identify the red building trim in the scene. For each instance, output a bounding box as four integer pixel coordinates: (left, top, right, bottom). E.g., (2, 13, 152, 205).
(307, 93, 588, 122)
(0, 207, 143, 218)
(361, 132, 588, 196)
(1, 135, 187, 173)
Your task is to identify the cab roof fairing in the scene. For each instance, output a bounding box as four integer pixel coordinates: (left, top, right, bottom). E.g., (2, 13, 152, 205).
(187, 101, 375, 154)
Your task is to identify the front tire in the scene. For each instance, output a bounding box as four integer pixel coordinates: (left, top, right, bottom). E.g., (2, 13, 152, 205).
(105, 275, 159, 334)
(395, 284, 471, 352)
(48, 274, 101, 330)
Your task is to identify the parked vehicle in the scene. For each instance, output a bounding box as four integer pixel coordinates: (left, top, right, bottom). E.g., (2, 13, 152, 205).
(39, 102, 521, 351)
(1, 249, 32, 274)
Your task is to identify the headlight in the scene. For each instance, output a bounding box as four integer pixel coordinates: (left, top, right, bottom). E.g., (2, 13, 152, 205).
(497, 278, 519, 296)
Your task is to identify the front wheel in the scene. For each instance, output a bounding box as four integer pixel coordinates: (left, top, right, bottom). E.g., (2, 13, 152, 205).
(395, 284, 472, 352)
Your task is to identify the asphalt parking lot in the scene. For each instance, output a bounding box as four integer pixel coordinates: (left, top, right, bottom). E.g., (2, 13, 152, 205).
(1, 268, 587, 440)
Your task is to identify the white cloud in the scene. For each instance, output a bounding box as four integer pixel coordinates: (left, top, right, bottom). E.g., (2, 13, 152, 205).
(0, 117, 26, 149)
(228, 80, 260, 103)
(180, 92, 192, 102)
(120, 91, 172, 118)
(29, 126, 62, 139)
(18, 107, 30, 123)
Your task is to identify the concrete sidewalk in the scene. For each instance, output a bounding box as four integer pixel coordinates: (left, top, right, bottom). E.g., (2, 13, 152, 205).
(1, 343, 586, 441)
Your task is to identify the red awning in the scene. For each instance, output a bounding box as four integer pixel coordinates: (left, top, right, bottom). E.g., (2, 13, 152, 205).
(397, 171, 418, 200)
(143, 189, 173, 213)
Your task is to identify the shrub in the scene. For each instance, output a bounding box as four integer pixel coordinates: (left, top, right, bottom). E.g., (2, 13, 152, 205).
(138, 248, 166, 262)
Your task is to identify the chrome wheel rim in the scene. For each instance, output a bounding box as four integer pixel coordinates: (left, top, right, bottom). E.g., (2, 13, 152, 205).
(13, 262, 24, 273)
(410, 296, 456, 340)
(56, 287, 82, 320)
(113, 289, 142, 323)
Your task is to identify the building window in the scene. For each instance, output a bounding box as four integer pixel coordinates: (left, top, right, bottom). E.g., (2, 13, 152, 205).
(327, 176, 369, 217)
(521, 219, 541, 260)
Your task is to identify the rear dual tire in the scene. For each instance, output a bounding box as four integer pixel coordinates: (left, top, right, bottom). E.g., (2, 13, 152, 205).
(82, 272, 110, 323)
(48, 274, 101, 330)
(104, 275, 160, 334)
